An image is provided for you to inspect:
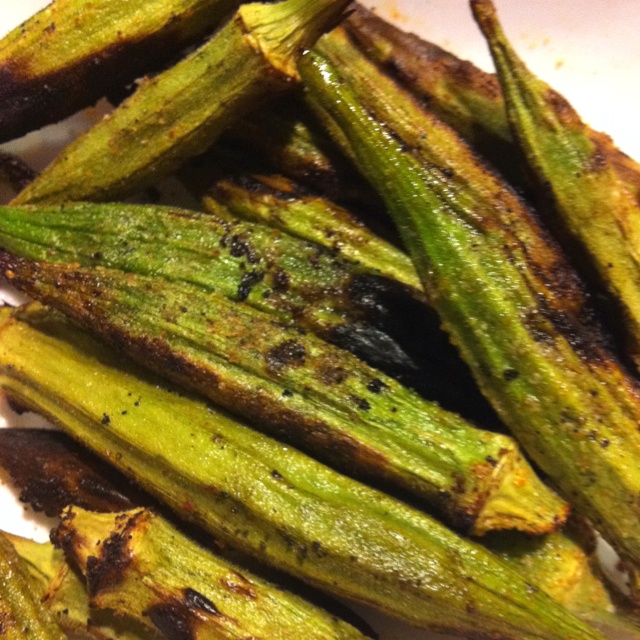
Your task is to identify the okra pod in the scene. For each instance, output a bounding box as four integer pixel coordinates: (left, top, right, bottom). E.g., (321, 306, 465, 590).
(0, 201, 423, 378)
(345, 4, 640, 206)
(301, 29, 640, 594)
(7, 533, 151, 640)
(194, 172, 421, 292)
(221, 98, 379, 207)
(0, 532, 67, 640)
(55, 507, 370, 640)
(0, 253, 567, 536)
(471, 0, 640, 370)
(0, 428, 140, 516)
(0, 304, 604, 639)
(13, 0, 350, 205)
(0, 0, 241, 143)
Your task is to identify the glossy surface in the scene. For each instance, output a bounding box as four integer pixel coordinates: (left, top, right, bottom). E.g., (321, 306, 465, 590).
(1, 1, 639, 639)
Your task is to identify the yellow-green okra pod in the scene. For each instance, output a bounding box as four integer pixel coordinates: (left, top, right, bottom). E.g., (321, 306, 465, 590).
(300, 29, 640, 599)
(0, 304, 604, 639)
(471, 0, 640, 370)
(0, 0, 241, 143)
(0, 252, 566, 537)
(53, 507, 370, 640)
(13, 0, 350, 205)
(0, 533, 67, 640)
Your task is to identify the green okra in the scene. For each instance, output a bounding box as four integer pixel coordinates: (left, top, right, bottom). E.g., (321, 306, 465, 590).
(0, 0, 242, 144)
(0, 201, 425, 380)
(221, 98, 379, 207)
(0, 253, 567, 537)
(486, 528, 640, 639)
(0, 305, 604, 639)
(344, 3, 640, 206)
(471, 0, 640, 370)
(194, 171, 421, 292)
(54, 507, 369, 640)
(7, 534, 152, 640)
(301, 28, 640, 598)
(0, 533, 67, 640)
(13, 0, 350, 205)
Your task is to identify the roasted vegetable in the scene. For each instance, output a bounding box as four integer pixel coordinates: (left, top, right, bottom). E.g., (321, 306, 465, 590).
(301, 27, 640, 596)
(0, 253, 567, 536)
(8, 533, 152, 640)
(0, 304, 604, 639)
(0, 0, 242, 143)
(0, 200, 426, 379)
(0, 532, 67, 640)
(0, 428, 141, 516)
(193, 172, 420, 292)
(12, 0, 350, 205)
(54, 506, 370, 640)
(471, 0, 640, 370)
(487, 527, 640, 639)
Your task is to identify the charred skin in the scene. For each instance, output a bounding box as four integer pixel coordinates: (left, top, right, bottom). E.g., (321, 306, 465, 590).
(220, 96, 381, 208)
(301, 32, 640, 597)
(0, 428, 143, 516)
(12, 0, 351, 205)
(7, 534, 153, 640)
(0, 305, 604, 639)
(345, 3, 640, 208)
(0, 534, 67, 640)
(53, 507, 370, 640)
(0, 0, 242, 143)
(471, 0, 640, 372)
(0, 201, 427, 382)
(0, 254, 567, 537)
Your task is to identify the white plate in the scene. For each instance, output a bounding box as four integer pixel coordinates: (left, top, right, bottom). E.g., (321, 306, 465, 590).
(0, 1, 638, 638)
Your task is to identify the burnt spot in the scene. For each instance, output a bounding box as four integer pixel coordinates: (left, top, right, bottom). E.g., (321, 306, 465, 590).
(228, 234, 260, 265)
(145, 601, 195, 640)
(236, 269, 264, 302)
(281, 389, 294, 398)
(0, 151, 36, 191)
(349, 395, 371, 411)
(184, 588, 220, 616)
(502, 368, 519, 382)
(86, 511, 144, 596)
(266, 340, 306, 372)
(543, 87, 581, 127)
(271, 268, 290, 292)
(366, 378, 387, 394)
(101, 413, 111, 425)
(319, 364, 349, 386)
(220, 572, 258, 600)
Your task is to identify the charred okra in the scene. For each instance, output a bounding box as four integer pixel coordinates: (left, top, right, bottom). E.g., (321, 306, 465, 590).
(13, 0, 350, 204)
(0, 252, 567, 536)
(54, 507, 370, 640)
(0, 0, 241, 143)
(0, 533, 67, 640)
(0, 304, 604, 639)
(301, 28, 640, 597)
(471, 0, 640, 370)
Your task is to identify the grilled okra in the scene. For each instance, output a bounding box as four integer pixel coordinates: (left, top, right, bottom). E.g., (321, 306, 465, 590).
(13, 0, 350, 205)
(0, 533, 67, 640)
(471, 0, 640, 370)
(0, 201, 425, 378)
(0, 251, 567, 536)
(0, 0, 242, 143)
(301, 27, 640, 596)
(8, 534, 151, 640)
(54, 507, 370, 640)
(0, 304, 604, 639)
